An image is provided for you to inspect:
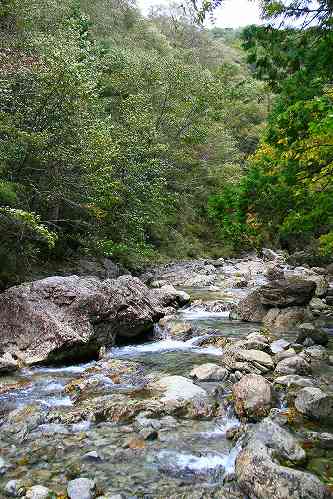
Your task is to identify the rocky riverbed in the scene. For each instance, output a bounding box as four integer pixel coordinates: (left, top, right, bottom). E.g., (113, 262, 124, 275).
(0, 251, 333, 498)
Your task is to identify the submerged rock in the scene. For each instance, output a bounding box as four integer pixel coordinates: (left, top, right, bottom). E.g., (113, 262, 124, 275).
(232, 374, 272, 419)
(25, 485, 51, 499)
(67, 478, 96, 499)
(0, 275, 182, 365)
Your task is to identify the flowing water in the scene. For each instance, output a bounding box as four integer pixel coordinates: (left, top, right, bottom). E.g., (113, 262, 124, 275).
(0, 275, 332, 497)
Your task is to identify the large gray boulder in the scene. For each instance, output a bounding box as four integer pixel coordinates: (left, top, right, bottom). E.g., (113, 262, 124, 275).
(295, 387, 333, 421)
(235, 279, 315, 323)
(0, 275, 184, 365)
(235, 419, 330, 499)
(259, 279, 316, 307)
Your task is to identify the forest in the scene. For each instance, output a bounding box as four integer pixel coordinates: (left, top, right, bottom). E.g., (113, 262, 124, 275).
(0, 0, 332, 287)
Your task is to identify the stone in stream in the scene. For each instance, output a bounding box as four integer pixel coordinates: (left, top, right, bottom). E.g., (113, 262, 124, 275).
(234, 290, 267, 322)
(302, 345, 329, 361)
(4, 479, 25, 497)
(25, 485, 51, 499)
(189, 363, 229, 382)
(0, 275, 187, 365)
(263, 306, 310, 330)
(264, 264, 285, 281)
(0, 353, 19, 375)
(165, 321, 193, 340)
(296, 323, 329, 346)
(270, 338, 291, 354)
(148, 375, 208, 403)
(235, 418, 330, 499)
(232, 374, 272, 419)
(259, 279, 316, 307)
(273, 375, 315, 389)
(274, 347, 297, 363)
(82, 451, 103, 462)
(67, 478, 96, 499)
(294, 387, 333, 421)
(274, 355, 312, 376)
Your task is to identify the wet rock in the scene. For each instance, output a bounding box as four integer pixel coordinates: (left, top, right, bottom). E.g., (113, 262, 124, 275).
(311, 267, 329, 276)
(139, 428, 159, 440)
(295, 387, 333, 421)
(237, 350, 274, 370)
(134, 414, 162, 431)
(0, 275, 181, 365)
(259, 279, 316, 307)
(189, 364, 229, 382)
(296, 323, 329, 346)
(303, 345, 328, 361)
(0, 456, 8, 474)
(148, 375, 208, 404)
(270, 338, 291, 354)
(265, 265, 284, 281)
(232, 374, 272, 419)
(187, 300, 233, 313)
(309, 297, 329, 311)
(166, 321, 193, 340)
(235, 419, 329, 499)
(311, 275, 329, 297)
(4, 479, 25, 497)
(0, 353, 19, 375)
(275, 355, 311, 376)
(153, 284, 191, 307)
(37, 423, 70, 435)
(82, 451, 103, 462)
(246, 331, 269, 343)
(263, 306, 310, 330)
(301, 431, 333, 449)
(25, 485, 51, 499)
(274, 375, 315, 389)
(274, 347, 296, 363)
(67, 478, 96, 499)
(234, 290, 267, 322)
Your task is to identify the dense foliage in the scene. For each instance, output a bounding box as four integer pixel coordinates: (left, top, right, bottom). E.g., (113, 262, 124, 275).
(208, 1, 333, 257)
(0, 0, 267, 286)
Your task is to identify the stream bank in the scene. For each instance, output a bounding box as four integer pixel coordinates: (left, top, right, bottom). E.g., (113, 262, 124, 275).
(0, 251, 332, 498)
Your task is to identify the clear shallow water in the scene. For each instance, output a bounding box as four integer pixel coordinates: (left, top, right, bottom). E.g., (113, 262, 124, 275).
(1, 282, 331, 496)
(0, 288, 250, 496)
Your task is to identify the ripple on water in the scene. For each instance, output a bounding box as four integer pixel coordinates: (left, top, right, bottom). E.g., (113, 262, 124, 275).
(155, 443, 241, 482)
